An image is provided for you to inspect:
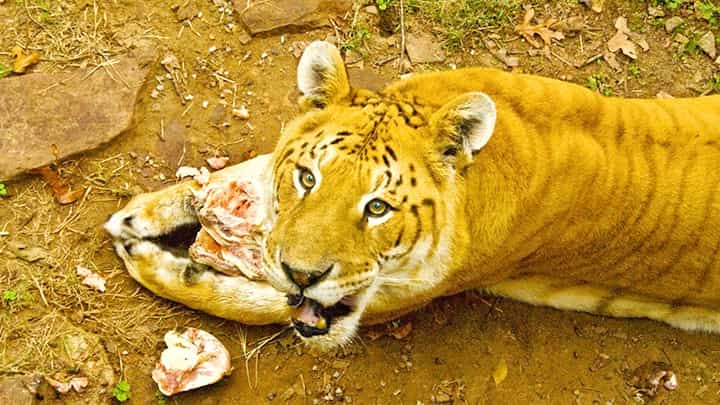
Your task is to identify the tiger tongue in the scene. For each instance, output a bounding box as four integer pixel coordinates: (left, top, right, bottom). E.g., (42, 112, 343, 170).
(293, 299, 327, 330)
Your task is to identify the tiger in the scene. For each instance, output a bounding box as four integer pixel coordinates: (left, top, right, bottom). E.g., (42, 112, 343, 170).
(105, 40, 720, 350)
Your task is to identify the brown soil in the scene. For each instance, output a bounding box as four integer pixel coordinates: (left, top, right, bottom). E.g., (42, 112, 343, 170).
(1, 0, 719, 404)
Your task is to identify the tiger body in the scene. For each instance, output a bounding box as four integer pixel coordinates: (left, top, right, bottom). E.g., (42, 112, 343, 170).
(106, 41, 720, 349)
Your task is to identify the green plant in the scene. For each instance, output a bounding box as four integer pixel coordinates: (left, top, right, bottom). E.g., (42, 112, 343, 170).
(651, 0, 684, 10)
(341, 24, 371, 55)
(2, 290, 18, 303)
(112, 381, 131, 402)
(0, 183, 7, 196)
(585, 74, 613, 96)
(156, 390, 167, 405)
(698, 2, 720, 26)
(628, 64, 641, 77)
(711, 73, 720, 92)
(0, 64, 9, 79)
(376, 0, 395, 11)
(683, 34, 700, 54)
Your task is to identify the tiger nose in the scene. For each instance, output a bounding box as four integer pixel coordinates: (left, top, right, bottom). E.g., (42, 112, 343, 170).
(281, 262, 332, 289)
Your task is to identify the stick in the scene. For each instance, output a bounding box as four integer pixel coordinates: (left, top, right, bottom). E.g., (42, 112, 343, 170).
(399, 0, 406, 73)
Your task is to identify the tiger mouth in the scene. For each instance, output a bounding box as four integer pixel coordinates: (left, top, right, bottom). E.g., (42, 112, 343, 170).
(288, 294, 356, 337)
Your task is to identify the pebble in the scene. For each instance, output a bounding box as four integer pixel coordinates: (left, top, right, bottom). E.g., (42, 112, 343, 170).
(232, 106, 249, 120)
(202, 100, 209, 109)
(664, 16, 683, 33)
(208, 45, 217, 53)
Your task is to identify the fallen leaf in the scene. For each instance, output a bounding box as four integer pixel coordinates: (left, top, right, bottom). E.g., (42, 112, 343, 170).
(11, 46, 40, 74)
(7, 241, 48, 263)
(607, 17, 638, 59)
(603, 50, 622, 71)
(46, 375, 89, 394)
(579, 0, 604, 13)
(76, 266, 107, 292)
(207, 157, 229, 170)
(30, 166, 84, 204)
(553, 16, 585, 34)
(493, 358, 508, 385)
(389, 321, 413, 340)
(515, 8, 565, 48)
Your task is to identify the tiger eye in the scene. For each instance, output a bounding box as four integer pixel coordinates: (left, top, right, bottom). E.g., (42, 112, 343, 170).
(366, 199, 390, 217)
(299, 168, 316, 190)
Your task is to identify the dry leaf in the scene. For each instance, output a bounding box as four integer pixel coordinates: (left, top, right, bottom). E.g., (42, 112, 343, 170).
(493, 358, 508, 385)
(515, 8, 565, 48)
(11, 46, 40, 74)
(389, 321, 413, 340)
(603, 51, 622, 71)
(579, 0, 604, 13)
(207, 156, 229, 170)
(76, 266, 107, 292)
(30, 166, 84, 204)
(46, 376, 89, 394)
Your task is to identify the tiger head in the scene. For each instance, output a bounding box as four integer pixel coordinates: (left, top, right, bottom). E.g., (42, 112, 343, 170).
(263, 41, 497, 349)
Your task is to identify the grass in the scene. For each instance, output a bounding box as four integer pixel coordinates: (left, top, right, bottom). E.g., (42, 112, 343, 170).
(406, 0, 521, 49)
(711, 74, 720, 93)
(628, 64, 641, 77)
(341, 23, 372, 55)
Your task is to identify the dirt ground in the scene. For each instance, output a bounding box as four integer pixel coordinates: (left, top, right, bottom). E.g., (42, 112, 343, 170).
(1, 0, 720, 403)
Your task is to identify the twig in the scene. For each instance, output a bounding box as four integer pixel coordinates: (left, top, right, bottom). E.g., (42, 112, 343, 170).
(551, 50, 574, 67)
(375, 55, 398, 67)
(399, 0, 407, 73)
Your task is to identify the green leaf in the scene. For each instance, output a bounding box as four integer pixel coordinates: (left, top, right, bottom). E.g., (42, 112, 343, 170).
(0, 183, 7, 196)
(3, 290, 18, 302)
(0, 64, 10, 79)
(112, 380, 131, 402)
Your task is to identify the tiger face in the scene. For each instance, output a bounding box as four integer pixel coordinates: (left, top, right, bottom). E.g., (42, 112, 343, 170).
(262, 42, 498, 348)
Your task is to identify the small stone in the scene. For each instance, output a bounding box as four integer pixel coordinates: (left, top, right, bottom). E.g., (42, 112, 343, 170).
(698, 31, 717, 59)
(239, 29, 252, 45)
(647, 5, 664, 17)
(231, 106, 250, 120)
(364, 5, 378, 15)
(202, 100, 209, 109)
(674, 33, 689, 46)
(208, 45, 218, 53)
(665, 16, 683, 33)
(281, 387, 295, 401)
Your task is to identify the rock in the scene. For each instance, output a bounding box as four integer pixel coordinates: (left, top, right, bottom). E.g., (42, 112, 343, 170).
(348, 68, 389, 92)
(405, 32, 446, 64)
(364, 5, 378, 15)
(238, 28, 252, 45)
(647, 6, 664, 17)
(698, 31, 717, 59)
(236, 0, 353, 35)
(0, 46, 155, 181)
(664, 16, 683, 33)
(173, 0, 198, 21)
(0, 375, 41, 405)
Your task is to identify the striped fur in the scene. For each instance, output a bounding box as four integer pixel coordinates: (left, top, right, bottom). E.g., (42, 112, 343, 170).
(107, 41, 720, 349)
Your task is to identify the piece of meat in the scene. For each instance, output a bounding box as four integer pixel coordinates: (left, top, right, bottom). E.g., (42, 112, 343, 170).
(189, 155, 271, 280)
(152, 328, 232, 396)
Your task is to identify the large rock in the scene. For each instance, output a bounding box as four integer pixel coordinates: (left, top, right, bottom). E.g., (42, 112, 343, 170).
(405, 32, 446, 64)
(0, 46, 155, 181)
(236, 0, 352, 35)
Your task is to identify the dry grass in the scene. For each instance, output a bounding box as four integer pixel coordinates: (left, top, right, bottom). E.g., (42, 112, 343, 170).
(0, 0, 157, 71)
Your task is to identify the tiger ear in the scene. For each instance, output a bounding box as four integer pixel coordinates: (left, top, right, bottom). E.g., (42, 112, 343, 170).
(429, 92, 497, 165)
(297, 41, 351, 110)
